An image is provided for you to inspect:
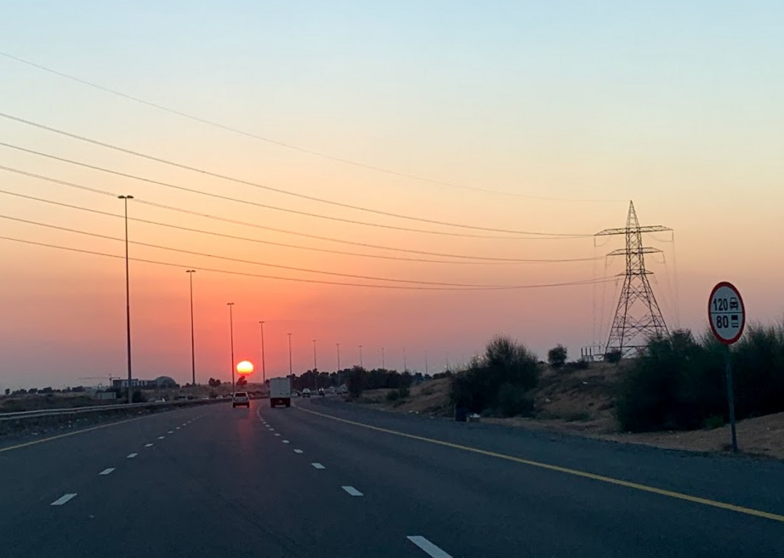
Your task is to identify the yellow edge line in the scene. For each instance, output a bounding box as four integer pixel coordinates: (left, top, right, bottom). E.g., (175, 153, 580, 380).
(1, 411, 167, 454)
(296, 404, 784, 524)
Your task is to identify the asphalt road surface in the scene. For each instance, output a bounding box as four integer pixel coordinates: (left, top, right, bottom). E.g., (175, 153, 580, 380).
(1, 396, 782, 557)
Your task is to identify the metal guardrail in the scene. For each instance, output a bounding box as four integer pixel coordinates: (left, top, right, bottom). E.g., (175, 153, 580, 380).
(0, 398, 225, 422)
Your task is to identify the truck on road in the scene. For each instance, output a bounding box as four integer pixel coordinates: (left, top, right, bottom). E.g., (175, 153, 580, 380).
(269, 377, 292, 408)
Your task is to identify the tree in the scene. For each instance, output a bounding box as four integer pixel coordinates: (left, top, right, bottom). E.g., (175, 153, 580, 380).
(547, 345, 568, 369)
(3, 388, 9, 396)
(348, 366, 365, 398)
(236, 376, 248, 387)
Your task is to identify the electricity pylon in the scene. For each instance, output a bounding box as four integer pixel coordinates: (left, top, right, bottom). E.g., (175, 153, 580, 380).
(596, 201, 670, 357)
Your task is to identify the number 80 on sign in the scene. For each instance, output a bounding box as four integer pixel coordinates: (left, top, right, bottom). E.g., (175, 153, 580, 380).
(708, 281, 745, 345)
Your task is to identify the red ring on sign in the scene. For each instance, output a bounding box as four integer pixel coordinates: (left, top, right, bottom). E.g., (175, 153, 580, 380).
(708, 281, 745, 345)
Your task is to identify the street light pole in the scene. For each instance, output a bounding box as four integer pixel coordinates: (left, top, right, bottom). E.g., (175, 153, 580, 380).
(186, 270, 196, 386)
(425, 350, 429, 375)
(359, 345, 363, 368)
(118, 195, 134, 404)
(381, 347, 386, 369)
(259, 321, 267, 385)
(403, 347, 407, 373)
(227, 303, 235, 392)
(336, 343, 341, 372)
(313, 339, 318, 391)
(287, 333, 293, 376)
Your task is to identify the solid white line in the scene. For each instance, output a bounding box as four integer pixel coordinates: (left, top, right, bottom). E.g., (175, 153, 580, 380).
(342, 486, 363, 497)
(127, 453, 138, 459)
(311, 463, 325, 470)
(99, 468, 115, 476)
(294, 449, 303, 454)
(158, 436, 165, 440)
(50, 493, 77, 506)
(145, 443, 153, 448)
(282, 440, 290, 444)
(407, 536, 453, 558)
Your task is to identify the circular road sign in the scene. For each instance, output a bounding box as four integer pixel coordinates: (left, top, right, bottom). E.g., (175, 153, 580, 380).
(709, 281, 745, 345)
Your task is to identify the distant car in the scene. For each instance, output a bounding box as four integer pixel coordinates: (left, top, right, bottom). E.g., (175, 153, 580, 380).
(232, 392, 250, 408)
(302, 388, 311, 398)
(318, 388, 325, 397)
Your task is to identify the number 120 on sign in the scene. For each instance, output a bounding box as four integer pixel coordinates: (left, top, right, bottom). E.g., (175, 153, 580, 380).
(708, 282, 745, 345)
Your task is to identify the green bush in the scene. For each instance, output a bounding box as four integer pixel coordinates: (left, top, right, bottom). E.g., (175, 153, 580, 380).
(398, 386, 410, 399)
(385, 390, 400, 402)
(450, 336, 539, 414)
(495, 383, 534, 417)
(547, 345, 568, 369)
(604, 350, 622, 364)
(616, 325, 784, 432)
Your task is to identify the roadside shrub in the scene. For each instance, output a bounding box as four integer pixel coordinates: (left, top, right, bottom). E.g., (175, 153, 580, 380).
(386, 390, 400, 402)
(604, 350, 622, 364)
(495, 383, 534, 417)
(450, 336, 539, 414)
(131, 389, 146, 403)
(398, 386, 410, 399)
(547, 345, 568, 369)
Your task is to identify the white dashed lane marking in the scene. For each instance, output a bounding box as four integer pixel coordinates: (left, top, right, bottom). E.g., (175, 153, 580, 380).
(342, 486, 363, 497)
(311, 463, 325, 470)
(294, 449, 304, 454)
(127, 453, 138, 459)
(145, 444, 153, 448)
(158, 436, 165, 440)
(274, 433, 281, 437)
(99, 468, 115, 476)
(167, 431, 174, 434)
(407, 536, 453, 558)
(50, 493, 77, 506)
(282, 440, 290, 444)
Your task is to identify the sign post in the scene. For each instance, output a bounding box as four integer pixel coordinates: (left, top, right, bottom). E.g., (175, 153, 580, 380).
(708, 281, 745, 453)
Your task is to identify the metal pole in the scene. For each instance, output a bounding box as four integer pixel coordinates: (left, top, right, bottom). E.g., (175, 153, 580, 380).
(287, 333, 293, 375)
(228, 303, 235, 392)
(724, 345, 738, 452)
(359, 345, 363, 368)
(118, 195, 134, 404)
(336, 343, 341, 371)
(381, 347, 385, 369)
(425, 350, 429, 375)
(313, 339, 318, 390)
(403, 348, 407, 372)
(259, 321, 266, 385)
(187, 270, 196, 386)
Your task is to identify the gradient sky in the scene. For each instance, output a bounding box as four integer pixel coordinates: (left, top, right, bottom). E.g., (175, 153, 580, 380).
(1, 1, 783, 389)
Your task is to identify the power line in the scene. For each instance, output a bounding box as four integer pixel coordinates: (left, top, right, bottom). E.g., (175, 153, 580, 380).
(0, 213, 528, 287)
(0, 234, 615, 292)
(0, 166, 598, 263)
(0, 50, 621, 203)
(0, 114, 592, 239)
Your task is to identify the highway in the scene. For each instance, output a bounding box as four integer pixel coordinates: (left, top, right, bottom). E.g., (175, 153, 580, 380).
(0, 397, 782, 557)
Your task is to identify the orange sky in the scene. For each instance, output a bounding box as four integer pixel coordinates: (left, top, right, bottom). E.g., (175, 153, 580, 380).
(1, 2, 783, 389)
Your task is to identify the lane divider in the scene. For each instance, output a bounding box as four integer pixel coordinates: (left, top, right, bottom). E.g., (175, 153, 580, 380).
(145, 443, 154, 448)
(50, 493, 76, 506)
(295, 404, 784, 524)
(126, 453, 138, 459)
(294, 449, 304, 454)
(99, 468, 115, 476)
(311, 462, 325, 470)
(407, 536, 453, 558)
(342, 486, 363, 497)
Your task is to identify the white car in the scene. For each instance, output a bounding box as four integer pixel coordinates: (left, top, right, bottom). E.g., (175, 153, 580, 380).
(302, 388, 311, 398)
(232, 392, 250, 408)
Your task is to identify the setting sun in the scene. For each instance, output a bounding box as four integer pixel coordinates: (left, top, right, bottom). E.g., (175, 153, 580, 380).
(236, 360, 254, 375)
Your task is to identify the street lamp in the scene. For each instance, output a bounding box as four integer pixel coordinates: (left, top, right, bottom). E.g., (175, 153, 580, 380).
(425, 350, 429, 375)
(403, 347, 407, 373)
(227, 303, 235, 392)
(118, 195, 133, 404)
(287, 333, 293, 375)
(381, 347, 386, 369)
(336, 343, 341, 372)
(186, 270, 196, 386)
(359, 345, 363, 368)
(259, 321, 267, 385)
(312, 339, 318, 391)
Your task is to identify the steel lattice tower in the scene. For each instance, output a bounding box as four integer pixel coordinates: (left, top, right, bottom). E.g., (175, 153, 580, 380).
(596, 201, 670, 357)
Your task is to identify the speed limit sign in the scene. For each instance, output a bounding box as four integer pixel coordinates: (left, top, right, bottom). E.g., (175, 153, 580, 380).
(709, 282, 745, 345)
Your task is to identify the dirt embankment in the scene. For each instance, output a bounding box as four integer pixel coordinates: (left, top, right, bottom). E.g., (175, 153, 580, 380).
(357, 365, 784, 460)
